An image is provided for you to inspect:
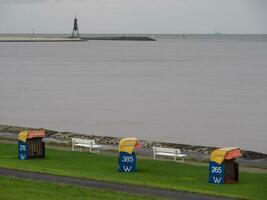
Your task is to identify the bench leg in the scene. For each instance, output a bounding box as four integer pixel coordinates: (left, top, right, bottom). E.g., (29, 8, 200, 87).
(153, 153, 157, 160)
(176, 157, 185, 163)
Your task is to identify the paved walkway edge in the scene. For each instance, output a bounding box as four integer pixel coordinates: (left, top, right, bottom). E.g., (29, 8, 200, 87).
(0, 167, 232, 200)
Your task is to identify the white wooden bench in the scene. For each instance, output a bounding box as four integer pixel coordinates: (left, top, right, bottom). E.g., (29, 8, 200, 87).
(72, 138, 101, 153)
(152, 147, 187, 163)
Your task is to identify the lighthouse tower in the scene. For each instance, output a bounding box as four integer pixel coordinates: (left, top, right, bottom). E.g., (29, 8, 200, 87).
(72, 15, 80, 38)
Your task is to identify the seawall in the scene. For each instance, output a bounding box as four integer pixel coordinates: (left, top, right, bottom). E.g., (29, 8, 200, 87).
(0, 124, 266, 160)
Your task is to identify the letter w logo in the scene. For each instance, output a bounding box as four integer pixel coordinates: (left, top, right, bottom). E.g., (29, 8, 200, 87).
(20, 154, 26, 160)
(123, 166, 132, 172)
(213, 177, 222, 183)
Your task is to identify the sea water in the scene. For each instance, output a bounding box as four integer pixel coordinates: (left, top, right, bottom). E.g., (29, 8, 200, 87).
(0, 35, 267, 153)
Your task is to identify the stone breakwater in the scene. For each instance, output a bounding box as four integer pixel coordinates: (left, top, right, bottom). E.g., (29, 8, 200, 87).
(1, 124, 266, 160)
(81, 36, 156, 41)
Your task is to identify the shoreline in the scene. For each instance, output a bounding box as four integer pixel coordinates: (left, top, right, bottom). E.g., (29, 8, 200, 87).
(1, 124, 266, 160)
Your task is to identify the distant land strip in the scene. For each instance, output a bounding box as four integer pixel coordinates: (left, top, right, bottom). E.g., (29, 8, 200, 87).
(0, 37, 83, 42)
(0, 36, 156, 42)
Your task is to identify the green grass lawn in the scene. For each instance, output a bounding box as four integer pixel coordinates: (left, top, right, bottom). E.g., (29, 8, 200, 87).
(0, 143, 267, 200)
(0, 176, 161, 200)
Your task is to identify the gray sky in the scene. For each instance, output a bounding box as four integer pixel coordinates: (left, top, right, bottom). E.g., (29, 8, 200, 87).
(0, 0, 266, 34)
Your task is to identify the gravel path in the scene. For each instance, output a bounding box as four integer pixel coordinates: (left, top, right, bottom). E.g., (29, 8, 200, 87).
(0, 168, 233, 200)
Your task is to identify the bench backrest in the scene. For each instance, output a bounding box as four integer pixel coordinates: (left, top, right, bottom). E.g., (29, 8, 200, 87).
(153, 147, 181, 154)
(72, 138, 96, 146)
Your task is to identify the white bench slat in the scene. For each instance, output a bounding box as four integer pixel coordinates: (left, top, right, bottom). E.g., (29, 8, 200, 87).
(157, 152, 177, 157)
(177, 154, 187, 157)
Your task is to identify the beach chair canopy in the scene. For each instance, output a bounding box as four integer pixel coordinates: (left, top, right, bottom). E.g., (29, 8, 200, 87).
(18, 130, 45, 143)
(119, 137, 142, 154)
(210, 147, 242, 164)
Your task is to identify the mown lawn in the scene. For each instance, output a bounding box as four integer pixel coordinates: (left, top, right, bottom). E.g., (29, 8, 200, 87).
(0, 143, 266, 200)
(0, 176, 160, 200)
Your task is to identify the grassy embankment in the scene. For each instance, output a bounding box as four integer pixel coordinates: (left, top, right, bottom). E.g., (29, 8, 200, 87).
(0, 176, 160, 200)
(0, 143, 267, 200)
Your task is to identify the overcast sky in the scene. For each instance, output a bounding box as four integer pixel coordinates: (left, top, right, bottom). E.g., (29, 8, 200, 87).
(0, 0, 266, 34)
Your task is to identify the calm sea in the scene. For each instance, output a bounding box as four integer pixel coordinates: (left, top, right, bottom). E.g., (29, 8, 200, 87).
(0, 34, 267, 153)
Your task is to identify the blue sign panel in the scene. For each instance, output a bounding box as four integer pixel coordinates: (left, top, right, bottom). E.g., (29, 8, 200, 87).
(18, 141, 28, 160)
(118, 152, 136, 172)
(208, 161, 224, 184)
